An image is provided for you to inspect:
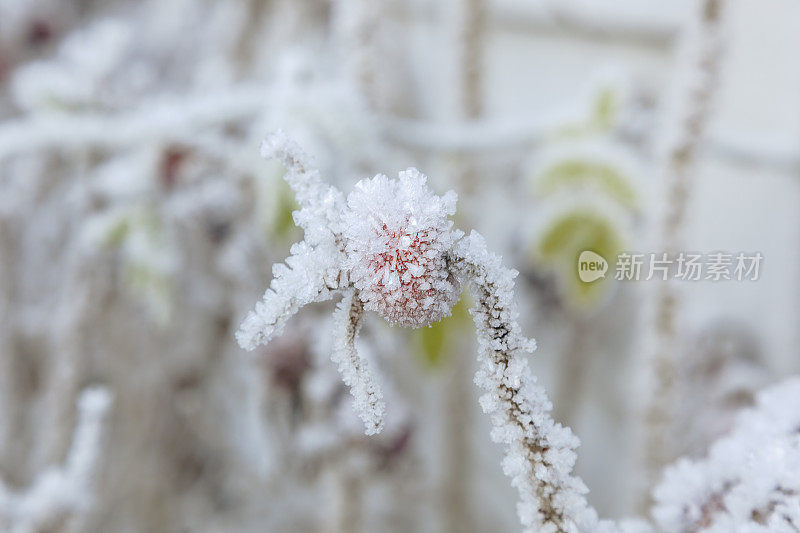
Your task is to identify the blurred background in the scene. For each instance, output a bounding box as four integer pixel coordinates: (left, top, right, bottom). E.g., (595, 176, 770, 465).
(1, 0, 799, 531)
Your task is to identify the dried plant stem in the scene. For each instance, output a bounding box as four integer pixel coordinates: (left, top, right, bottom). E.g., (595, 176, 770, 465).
(332, 290, 385, 435)
(639, 0, 726, 507)
(451, 232, 602, 532)
(325, 469, 362, 533)
(455, 0, 487, 120)
(334, 0, 388, 113)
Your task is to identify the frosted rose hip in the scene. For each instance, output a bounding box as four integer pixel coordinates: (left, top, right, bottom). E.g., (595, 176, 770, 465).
(342, 168, 462, 327)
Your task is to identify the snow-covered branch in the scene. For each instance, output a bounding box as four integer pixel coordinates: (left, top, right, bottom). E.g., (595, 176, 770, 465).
(235, 241, 345, 351)
(0, 86, 268, 159)
(651, 377, 800, 532)
(0, 387, 113, 533)
(331, 290, 385, 435)
(450, 231, 609, 533)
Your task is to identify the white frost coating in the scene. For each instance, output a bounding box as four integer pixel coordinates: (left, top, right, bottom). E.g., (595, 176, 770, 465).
(235, 241, 344, 351)
(331, 290, 385, 435)
(0, 386, 113, 533)
(450, 231, 609, 533)
(259, 130, 347, 245)
(651, 377, 800, 532)
(238, 131, 349, 351)
(342, 168, 462, 327)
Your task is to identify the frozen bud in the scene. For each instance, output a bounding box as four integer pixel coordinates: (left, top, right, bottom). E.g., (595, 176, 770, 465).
(342, 168, 462, 327)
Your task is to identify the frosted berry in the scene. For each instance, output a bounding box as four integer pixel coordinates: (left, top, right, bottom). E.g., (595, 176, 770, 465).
(342, 168, 462, 327)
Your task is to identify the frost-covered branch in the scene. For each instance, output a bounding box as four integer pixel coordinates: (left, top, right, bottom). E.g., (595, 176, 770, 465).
(331, 290, 385, 435)
(650, 377, 800, 532)
(259, 130, 346, 230)
(0, 86, 268, 159)
(235, 241, 345, 351)
(236, 131, 350, 351)
(450, 231, 609, 533)
(0, 387, 113, 533)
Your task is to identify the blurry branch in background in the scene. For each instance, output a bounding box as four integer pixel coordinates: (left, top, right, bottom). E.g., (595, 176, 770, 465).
(398, 0, 677, 47)
(0, 80, 797, 173)
(326, 472, 362, 533)
(0, 204, 15, 463)
(440, 0, 487, 530)
(454, 0, 486, 120)
(333, 0, 409, 115)
(637, 0, 727, 508)
(0, 387, 113, 533)
(34, 246, 104, 471)
(379, 111, 800, 173)
(0, 86, 266, 158)
(332, 0, 383, 112)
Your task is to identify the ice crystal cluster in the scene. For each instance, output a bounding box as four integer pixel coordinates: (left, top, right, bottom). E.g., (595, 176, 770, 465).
(237, 132, 605, 532)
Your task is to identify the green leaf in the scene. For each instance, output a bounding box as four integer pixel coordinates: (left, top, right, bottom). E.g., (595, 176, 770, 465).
(536, 210, 623, 308)
(591, 86, 619, 131)
(103, 217, 130, 248)
(271, 178, 301, 241)
(414, 291, 472, 369)
(536, 159, 637, 209)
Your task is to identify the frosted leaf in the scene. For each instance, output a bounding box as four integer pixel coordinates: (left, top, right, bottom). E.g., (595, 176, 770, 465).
(236, 241, 344, 351)
(331, 290, 385, 435)
(342, 168, 462, 327)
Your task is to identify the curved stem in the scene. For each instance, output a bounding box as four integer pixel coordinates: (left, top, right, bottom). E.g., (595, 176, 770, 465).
(450, 231, 602, 532)
(331, 290, 385, 435)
